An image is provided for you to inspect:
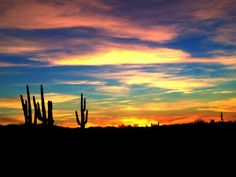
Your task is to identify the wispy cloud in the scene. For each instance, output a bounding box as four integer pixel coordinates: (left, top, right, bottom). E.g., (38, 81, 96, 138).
(212, 24, 236, 46)
(200, 97, 236, 112)
(96, 85, 129, 94)
(191, 0, 235, 21)
(123, 100, 205, 111)
(32, 93, 79, 103)
(0, 35, 45, 54)
(0, 93, 79, 110)
(0, 115, 23, 125)
(55, 80, 106, 86)
(94, 69, 233, 93)
(0, 98, 21, 109)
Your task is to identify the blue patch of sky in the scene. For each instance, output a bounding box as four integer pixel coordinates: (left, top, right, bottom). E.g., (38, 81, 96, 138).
(0, 27, 101, 40)
(0, 54, 32, 64)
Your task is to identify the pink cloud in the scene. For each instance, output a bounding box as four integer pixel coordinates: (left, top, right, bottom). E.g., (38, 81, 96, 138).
(0, 0, 178, 42)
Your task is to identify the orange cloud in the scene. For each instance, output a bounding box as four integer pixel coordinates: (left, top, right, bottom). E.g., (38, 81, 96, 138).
(0, 98, 21, 109)
(200, 98, 236, 112)
(0, 46, 43, 54)
(0, 115, 23, 125)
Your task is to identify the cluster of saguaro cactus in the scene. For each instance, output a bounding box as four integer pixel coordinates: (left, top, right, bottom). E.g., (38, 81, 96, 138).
(75, 93, 88, 129)
(20, 85, 54, 126)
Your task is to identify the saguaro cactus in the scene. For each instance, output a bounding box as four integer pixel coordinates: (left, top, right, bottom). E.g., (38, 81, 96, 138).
(75, 93, 88, 129)
(20, 85, 32, 125)
(20, 84, 54, 126)
(32, 85, 54, 126)
(220, 112, 224, 122)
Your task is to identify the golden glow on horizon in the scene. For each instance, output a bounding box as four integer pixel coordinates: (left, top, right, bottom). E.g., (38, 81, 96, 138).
(120, 117, 159, 127)
(2, 111, 236, 127)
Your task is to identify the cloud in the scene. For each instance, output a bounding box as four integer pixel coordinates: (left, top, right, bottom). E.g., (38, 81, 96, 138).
(123, 100, 205, 111)
(47, 46, 190, 66)
(191, 0, 235, 21)
(212, 91, 235, 94)
(201, 98, 236, 112)
(0, 35, 45, 54)
(0, 0, 177, 42)
(94, 70, 232, 93)
(0, 98, 21, 109)
(212, 24, 236, 46)
(0, 93, 79, 110)
(55, 80, 106, 86)
(33, 93, 79, 103)
(0, 61, 29, 67)
(96, 85, 129, 94)
(191, 56, 236, 67)
(0, 115, 23, 125)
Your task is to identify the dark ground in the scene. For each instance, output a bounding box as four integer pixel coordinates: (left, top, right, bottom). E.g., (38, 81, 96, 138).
(0, 122, 235, 173)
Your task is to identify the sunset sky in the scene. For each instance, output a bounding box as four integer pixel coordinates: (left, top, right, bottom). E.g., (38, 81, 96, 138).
(0, 0, 236, 127)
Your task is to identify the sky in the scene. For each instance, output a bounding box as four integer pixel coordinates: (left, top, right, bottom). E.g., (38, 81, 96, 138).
(0, 0, 236, 127)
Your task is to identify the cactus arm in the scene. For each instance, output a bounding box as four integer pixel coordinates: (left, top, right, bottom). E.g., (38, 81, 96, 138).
(41, 85, 47, 120)
(33, 96, 38, 125)
(75, 110, 81, 125)
(85, 110, 88, 124)
(83, 98, 86, 111)
(47, 101, 54, 126)
(20, 95, 28, 122)
(26, 85, 32, 124)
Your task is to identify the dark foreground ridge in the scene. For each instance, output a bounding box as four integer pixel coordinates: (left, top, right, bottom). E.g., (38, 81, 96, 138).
(1, 121, 236, 143)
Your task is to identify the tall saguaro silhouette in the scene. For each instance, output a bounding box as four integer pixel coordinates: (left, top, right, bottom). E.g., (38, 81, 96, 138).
(75, 93, 88, 129)
(20, 85, 32, 125)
